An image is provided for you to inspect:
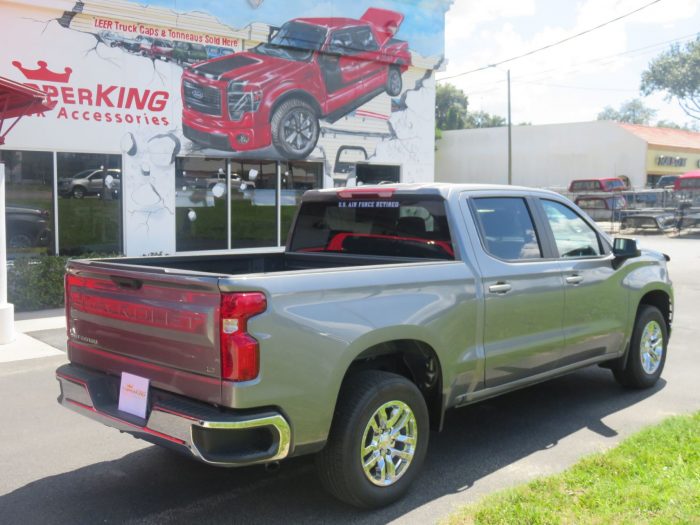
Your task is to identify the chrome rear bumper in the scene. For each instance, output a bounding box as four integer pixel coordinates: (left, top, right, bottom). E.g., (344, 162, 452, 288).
(56, 364, 291, 466)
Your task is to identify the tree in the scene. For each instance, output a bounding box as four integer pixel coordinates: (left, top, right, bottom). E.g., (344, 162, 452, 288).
(436, 83, 468, 130)
(641, 37, 700, 120)
(464, 110, 506, 128)
(597, 98, 657, 125)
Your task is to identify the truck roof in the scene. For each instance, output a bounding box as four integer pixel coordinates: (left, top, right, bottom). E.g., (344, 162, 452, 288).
(310, 182, 562, 200)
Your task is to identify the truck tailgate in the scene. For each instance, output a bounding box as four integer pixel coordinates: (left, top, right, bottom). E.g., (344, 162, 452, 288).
(65, 261, 223, 404)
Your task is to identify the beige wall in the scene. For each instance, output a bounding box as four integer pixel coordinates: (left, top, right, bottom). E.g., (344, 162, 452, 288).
(436, 121, 649, 190)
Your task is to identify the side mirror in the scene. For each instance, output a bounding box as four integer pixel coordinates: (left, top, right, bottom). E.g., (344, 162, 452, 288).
(612, 237, 640, 268)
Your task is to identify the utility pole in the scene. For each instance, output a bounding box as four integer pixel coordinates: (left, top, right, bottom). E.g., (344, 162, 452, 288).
(507, 69, 512, 185)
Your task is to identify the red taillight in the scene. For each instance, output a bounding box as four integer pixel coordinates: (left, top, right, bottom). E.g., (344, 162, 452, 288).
(65, 273, 77, 336)
(219, 292, 267, 382)
(337, 187, 396, 199)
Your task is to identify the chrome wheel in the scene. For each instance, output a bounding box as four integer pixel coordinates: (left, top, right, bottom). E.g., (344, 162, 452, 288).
(640, 320, 664, 374)
(282, 109, 315, 154)
(360, 400, 417, 487)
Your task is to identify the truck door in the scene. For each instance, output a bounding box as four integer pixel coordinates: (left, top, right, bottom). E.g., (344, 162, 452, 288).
(463, 194, 566, 388)
(536, 198, 628, 364)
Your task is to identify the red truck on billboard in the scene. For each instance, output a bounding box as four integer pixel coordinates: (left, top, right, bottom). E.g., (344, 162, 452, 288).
(181, 8, 411, 158)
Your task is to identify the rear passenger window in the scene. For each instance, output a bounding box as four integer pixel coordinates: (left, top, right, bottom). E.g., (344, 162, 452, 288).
(542, 200, 602, 258)
(472, 198, 542, 260)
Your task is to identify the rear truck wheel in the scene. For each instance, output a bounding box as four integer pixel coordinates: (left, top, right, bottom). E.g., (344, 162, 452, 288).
(613, 305, 668, 389)
(385, 67, 402, 97)
(72, 186, 86, 199)
(316, 370, 429, 509)
(270, 98, 319, 159)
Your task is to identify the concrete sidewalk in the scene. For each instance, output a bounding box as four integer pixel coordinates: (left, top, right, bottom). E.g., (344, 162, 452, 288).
(0, 308, 65, 363)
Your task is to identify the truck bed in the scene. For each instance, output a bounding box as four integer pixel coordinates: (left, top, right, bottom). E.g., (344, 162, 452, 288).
(83, 250, 432, 276)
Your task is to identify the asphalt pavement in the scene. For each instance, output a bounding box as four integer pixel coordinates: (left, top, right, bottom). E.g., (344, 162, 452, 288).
(1, 234, 698, 524)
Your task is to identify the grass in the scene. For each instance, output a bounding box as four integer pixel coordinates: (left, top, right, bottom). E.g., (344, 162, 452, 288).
(445, 412, 700, 525)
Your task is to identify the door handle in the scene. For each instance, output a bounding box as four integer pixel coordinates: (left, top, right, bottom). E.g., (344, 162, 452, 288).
(565, 274, 584, 285)
(488, 282, 512, 294)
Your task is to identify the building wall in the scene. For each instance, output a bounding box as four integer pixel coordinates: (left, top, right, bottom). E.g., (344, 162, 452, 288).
(0, 0, 449, 256)
(646, 147, 700, 177)
(436, 121, 649, 190)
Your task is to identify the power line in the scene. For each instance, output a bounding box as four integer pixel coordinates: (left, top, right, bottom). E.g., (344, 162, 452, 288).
(438, 0, 663, 81)
(516, 80, 638, 92)
(456, 32, 698, 96)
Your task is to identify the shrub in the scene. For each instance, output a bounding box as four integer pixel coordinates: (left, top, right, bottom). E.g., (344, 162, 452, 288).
(8, 253, 116, 311)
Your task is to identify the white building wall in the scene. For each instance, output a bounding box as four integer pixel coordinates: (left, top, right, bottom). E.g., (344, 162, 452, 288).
(436, 121, 649, 190)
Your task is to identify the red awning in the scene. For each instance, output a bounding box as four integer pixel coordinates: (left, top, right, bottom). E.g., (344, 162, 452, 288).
(0, 76, 56, 145)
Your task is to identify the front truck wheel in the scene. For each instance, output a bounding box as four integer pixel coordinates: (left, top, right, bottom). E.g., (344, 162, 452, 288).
(316, 370, 429, 508)
(270, 98, 319, 159)
(613, 305, 668, 388)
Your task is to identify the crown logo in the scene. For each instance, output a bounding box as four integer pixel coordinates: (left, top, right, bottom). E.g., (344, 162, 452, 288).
(11, 60, 73, 83)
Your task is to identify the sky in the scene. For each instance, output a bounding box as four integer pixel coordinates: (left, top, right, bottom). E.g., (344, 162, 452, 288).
(437, 0, 700, 128)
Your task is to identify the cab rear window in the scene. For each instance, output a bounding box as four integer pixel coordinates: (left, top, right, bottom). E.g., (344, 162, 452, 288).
(289, 196, 454, 259)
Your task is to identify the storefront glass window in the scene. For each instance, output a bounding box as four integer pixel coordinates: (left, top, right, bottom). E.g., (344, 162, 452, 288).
(230, 160, 278, 248)
(57, 153, 122, 255)
(281, 161, 323, 242)
(175, 157, 228, 252)
(0, 150, 54, 257)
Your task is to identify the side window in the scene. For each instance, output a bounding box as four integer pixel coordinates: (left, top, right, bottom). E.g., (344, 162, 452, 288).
(472, 197, 542, 260)
(542, 200, 602, 258)
(353, 27, 378, 51)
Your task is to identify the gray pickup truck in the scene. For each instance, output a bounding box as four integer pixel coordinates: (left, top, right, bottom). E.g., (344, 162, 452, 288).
(56, 184, 673, 508)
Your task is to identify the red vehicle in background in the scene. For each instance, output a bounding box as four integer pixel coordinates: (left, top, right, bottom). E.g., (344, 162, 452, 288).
(149, 39, 174, 61)
(673, 170, 700, 191)
(568, 177, 628, 193)
(181, 8, 411, 158)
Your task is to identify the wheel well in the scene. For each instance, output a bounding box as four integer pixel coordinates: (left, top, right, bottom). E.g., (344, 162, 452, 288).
(342, 340, 444, 431)
(269, 90, 321, 122)
(639, 290, 672, 329)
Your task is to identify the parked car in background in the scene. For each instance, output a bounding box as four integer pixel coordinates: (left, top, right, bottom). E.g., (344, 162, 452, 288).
(173, 42, 208, 64)
(568, 177, 627, 192)
(6, 206, 51, 249)
(58, 168, 121, 199)
(653, 175, 679, 189)
(138, 36, 154, 56)
(575, 194, 627, 221)
(205, 45, 235, 59)
(673, 171, 700, 191)
(149, 39, 174, 61)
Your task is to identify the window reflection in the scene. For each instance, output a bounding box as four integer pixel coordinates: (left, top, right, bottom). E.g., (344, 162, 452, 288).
(56, 153, 122, 255)
(175, 157, 228, 251)
(281, 161, 323, 243)
(0, 150, 54, 257)
(230, 159, 278, 248)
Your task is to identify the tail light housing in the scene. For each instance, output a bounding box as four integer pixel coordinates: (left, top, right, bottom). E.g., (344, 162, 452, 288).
(219, 292, 267, 382)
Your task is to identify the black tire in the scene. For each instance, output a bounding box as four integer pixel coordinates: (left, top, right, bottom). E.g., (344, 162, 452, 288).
(613, 305, 668, 388)
(9, 232, 33, 249)
(270, 98, 319, 159)
(72, 186, 86, 199)
(316, 370, 429, 509)
(386, 67, 402, 97)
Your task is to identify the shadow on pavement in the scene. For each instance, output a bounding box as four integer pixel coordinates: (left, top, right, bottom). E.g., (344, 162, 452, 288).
(0, 366, 664, 524)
